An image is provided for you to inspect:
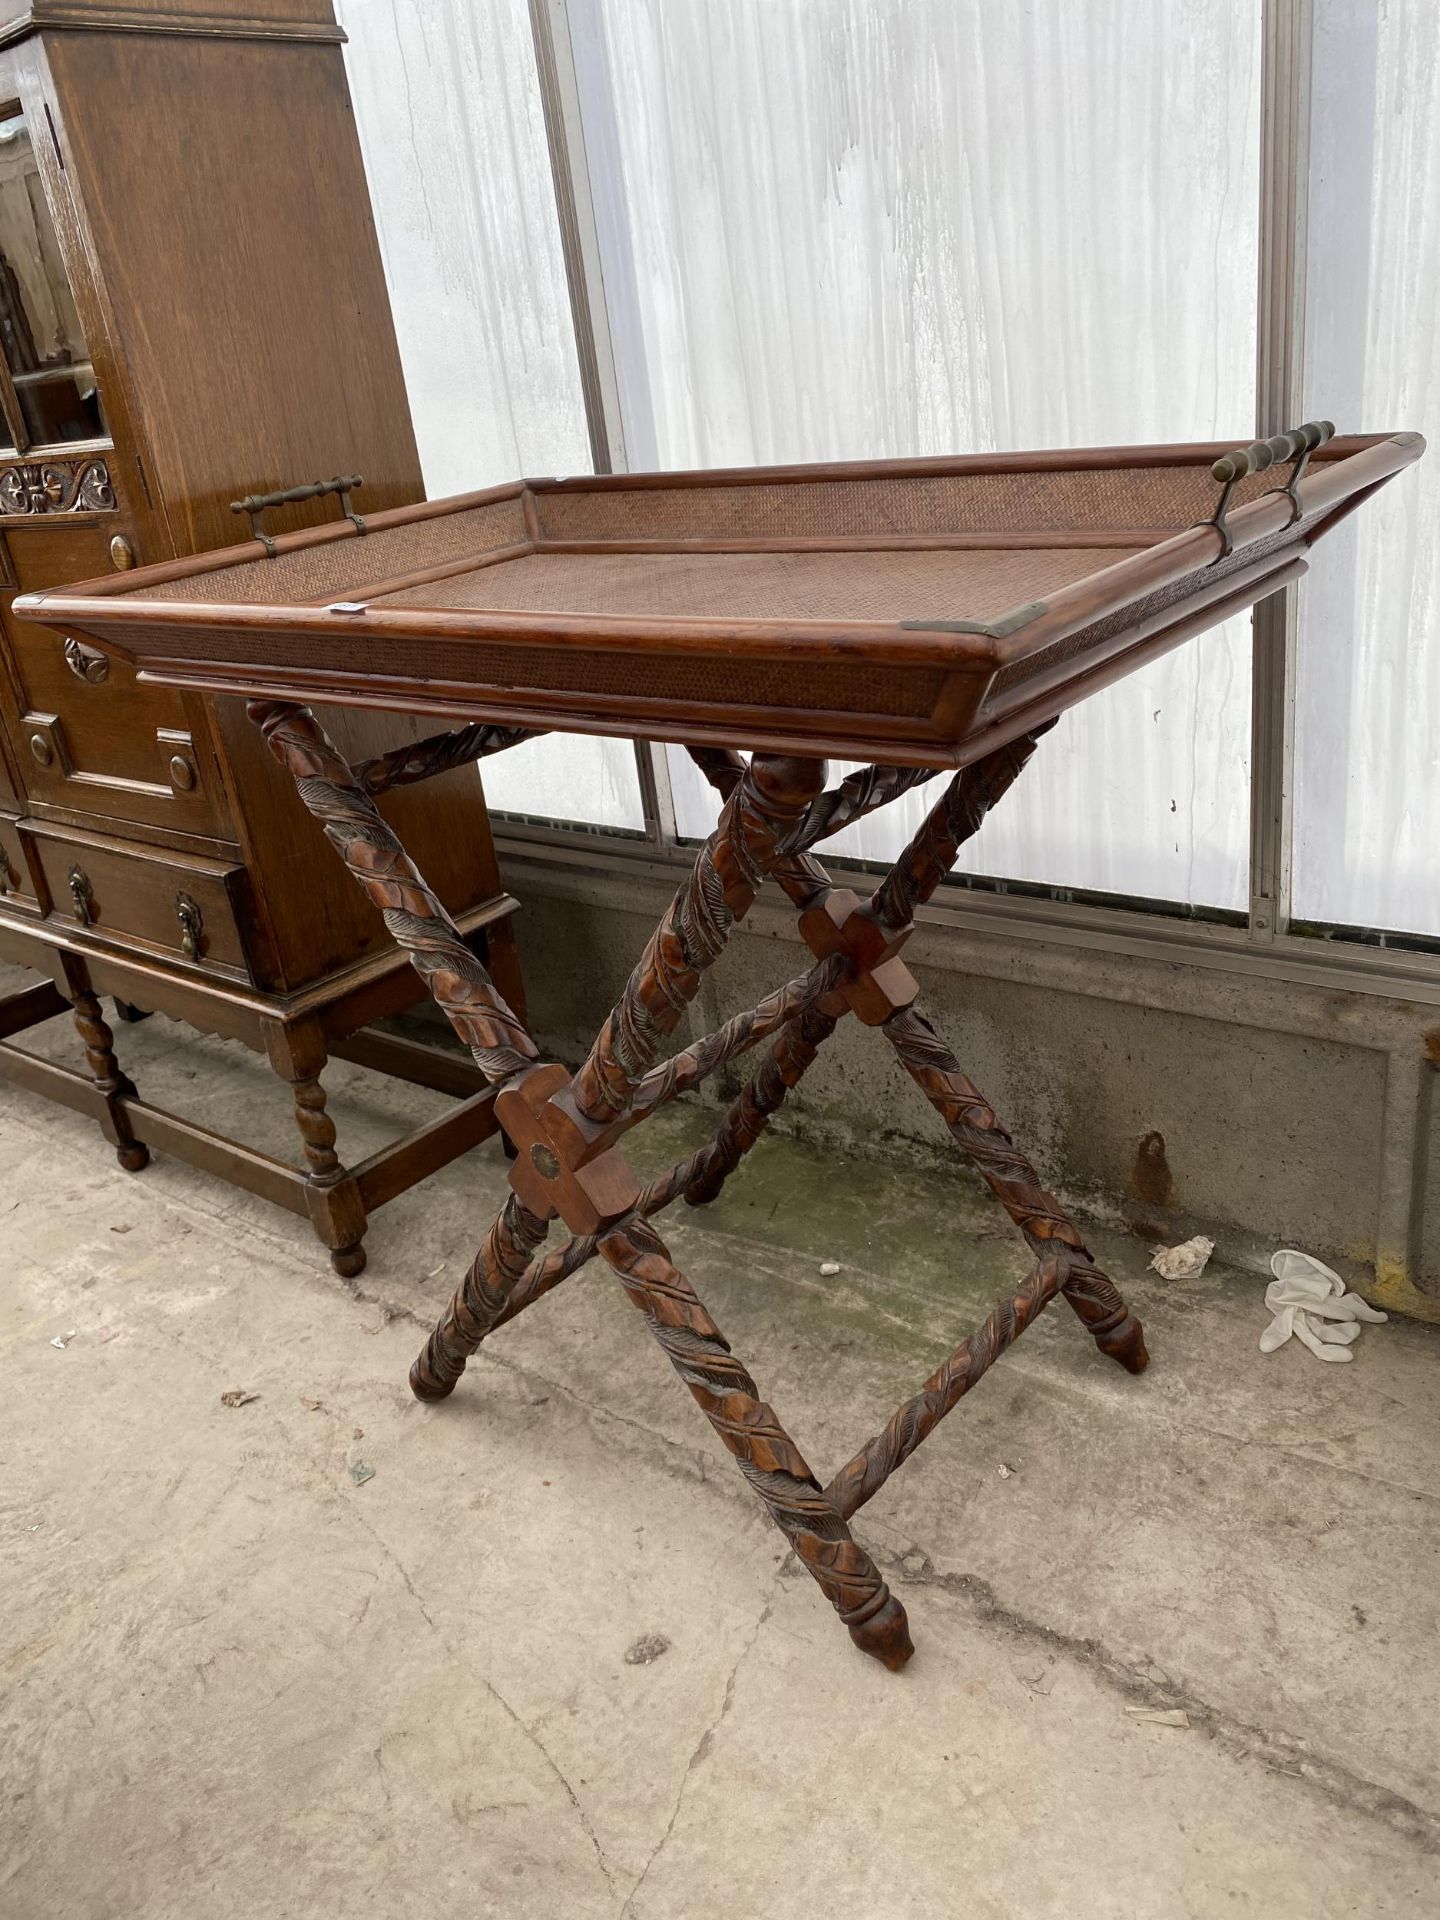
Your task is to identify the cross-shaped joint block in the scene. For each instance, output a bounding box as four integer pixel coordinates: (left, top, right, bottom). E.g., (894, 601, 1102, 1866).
(797, 889, 919, 1026)
(496, 1062, 641, 1234)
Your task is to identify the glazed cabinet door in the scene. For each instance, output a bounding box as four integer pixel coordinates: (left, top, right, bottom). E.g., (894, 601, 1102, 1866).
(0, 85, 229, 844)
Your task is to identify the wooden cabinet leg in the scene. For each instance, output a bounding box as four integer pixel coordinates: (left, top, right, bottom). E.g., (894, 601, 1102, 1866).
(266, 1020, 368, 1278)
(67, 977, 149, 1173)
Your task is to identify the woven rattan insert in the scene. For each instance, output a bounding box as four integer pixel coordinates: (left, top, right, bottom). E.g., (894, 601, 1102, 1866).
(370, 546, 1139, 624)
(530, 464, 1283, 543)
(124, 498, 528, 605)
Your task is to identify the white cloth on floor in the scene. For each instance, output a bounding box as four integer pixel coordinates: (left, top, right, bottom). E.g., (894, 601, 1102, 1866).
(1260, 1249, 1387, 1362)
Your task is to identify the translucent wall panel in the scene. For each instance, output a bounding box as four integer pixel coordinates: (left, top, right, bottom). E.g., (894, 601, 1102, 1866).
(337, 0, 643, 831)
(1295, 0, 1440, 937)
(576, 0, 1259, 905)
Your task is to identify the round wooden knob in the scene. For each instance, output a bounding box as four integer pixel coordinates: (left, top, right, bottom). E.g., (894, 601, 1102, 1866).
(29, 733, 53, 767)
(169, 755, 196, 791)
(109, 534, 136, 571)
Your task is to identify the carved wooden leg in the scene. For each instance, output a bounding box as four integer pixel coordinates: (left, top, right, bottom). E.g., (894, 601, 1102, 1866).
(410, 1192, 550, 1399)
(884, 1005, 1148, 1373)
(683, 1002, 839, 1205)
(70, 985, 148, 1172)
(265, 1020, 367, 1278)
(599, 1215, 912, 1670)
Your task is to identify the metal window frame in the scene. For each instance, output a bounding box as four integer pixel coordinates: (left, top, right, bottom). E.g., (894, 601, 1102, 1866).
(527, 0, 1439, 977)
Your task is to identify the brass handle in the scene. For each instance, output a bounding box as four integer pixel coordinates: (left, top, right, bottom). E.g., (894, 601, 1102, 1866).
(63, 636, 110, 684)
(1210, 420, 1335, 484)
(109, 534, 136, 571)
(175, 890, 203, 960)
(1205, 420, 1335, 558)
(68, 865, 93, 925)
(230, 474, 365, 555)
(29, 732, 53, 767)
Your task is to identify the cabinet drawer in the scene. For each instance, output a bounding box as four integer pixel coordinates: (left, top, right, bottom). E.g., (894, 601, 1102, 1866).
(28, 821, 259, 981)
(0, 813, 38, 912)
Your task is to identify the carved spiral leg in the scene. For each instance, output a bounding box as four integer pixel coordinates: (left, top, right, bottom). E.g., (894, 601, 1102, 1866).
(248, 702, 538, 1084)
(599, 1215, 912, 1669)
(410, 1193, 551, 1400)
(884, 1006, 1148, 1374)
(824, 1253, 1072, 1520)
(683, 1002, 839, 1206)
(71, 987, 148, 1172)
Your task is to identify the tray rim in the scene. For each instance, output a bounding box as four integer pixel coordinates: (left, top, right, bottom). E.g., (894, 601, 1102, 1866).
(19, 433, 1421, 673)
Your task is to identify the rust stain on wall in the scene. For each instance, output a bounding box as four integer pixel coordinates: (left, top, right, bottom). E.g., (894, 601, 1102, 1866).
(1131, 1130, 1176, 1208)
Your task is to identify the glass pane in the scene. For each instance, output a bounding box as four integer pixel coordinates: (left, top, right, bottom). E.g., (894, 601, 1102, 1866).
(0, 107, 103, 445)
(1293, 0, 1440, 939)
(591, 0, 1260, 908)
(480, 733, 646, 834)
(337, 0, 643, 832)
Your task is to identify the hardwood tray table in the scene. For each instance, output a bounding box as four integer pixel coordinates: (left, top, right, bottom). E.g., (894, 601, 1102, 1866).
(19, 423, 1421, 1669)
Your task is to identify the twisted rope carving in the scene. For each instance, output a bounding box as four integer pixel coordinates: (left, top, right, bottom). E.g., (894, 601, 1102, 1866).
(571, 755, 825, 1121)
(410, 1192, 551, 1399)
(824, 1252, 1072, 1520)
(599, 1215, 912, 1666)
(794, 762, 939, 850)
(250, 702, 537, 1083)
(354, 723, 537, 796)
(625, 952, 847, 1128)
(870, 729, 1048, 933)
(683, 1001, 841, 1206)
(883, 1006, 1147, 1371)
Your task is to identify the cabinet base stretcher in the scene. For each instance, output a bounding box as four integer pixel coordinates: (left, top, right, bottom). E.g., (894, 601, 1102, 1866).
(251, 699, 1148, 1670)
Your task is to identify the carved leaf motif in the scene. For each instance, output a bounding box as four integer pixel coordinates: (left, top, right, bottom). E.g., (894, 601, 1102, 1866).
(0, 456, 115, 515)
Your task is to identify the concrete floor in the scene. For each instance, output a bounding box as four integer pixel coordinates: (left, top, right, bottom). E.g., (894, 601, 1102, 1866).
(2, 990, 1437, 1919)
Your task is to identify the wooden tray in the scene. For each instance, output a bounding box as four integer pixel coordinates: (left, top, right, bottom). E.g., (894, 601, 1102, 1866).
(18, 433, 1421, 768)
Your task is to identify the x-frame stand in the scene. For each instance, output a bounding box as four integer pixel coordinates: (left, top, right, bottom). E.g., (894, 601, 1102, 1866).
(250, 700, 1148, 1670)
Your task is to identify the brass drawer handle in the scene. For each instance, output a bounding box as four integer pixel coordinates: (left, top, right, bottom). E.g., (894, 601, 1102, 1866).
(63, 636, 110, 684)
(175, 890, 203, 960)
(68, 864, 93, 925)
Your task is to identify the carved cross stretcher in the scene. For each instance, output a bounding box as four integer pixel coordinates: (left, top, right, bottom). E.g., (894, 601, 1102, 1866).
(250, 703, 1146, 1668)
(23, 424, 1419, 1668)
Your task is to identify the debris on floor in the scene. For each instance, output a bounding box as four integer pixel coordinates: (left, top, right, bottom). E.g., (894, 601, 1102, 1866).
(1126, 1706, 1191, 1729)
(819, 1260, 841, 1276)
(624, 1633, 671, 1665)
(1149, 1235, 1215, 1280)
(997, 1462, 1016, 1479)
(219, 1389, 259, 1407)
(49, 1330, 77, 1350)
(349, 1460, 375, 1486)
(299, 1397, 324, 1412)
(1260, 1249, 1388, 1363)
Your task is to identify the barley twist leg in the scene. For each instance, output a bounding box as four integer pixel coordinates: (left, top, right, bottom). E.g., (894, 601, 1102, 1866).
(884, 1005, 1148, 1373)
(410, 1193, 552, 1400)
(71, 986, 149, 1173)
(683, 1002, 839, 1206)
(598, 1215, 912, 1669)
(248, 701, 537, 1082)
